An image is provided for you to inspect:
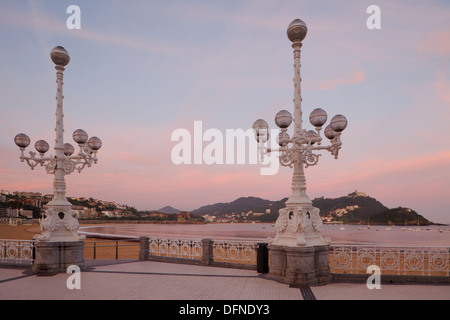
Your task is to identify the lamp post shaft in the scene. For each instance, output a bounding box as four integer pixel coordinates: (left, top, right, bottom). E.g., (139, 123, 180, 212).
(287, 40, 311, 206)
(55, 65, 65, 152)
(292, 40, 303, 137)
(51, 65, 69, 205)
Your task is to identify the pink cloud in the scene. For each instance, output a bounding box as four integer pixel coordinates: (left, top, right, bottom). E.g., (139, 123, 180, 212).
(420, 31, 450, 56)
(0, 4, 178, 56)
(313, 70, 367, 91)
(437, 73, 450, 105)
(316, 150, 450, 187)
(306, 150, 450, 211)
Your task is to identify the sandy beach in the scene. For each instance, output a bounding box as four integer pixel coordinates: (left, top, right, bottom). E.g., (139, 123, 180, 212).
(0, 224, 140, 260)
(0, 224, 40, 240)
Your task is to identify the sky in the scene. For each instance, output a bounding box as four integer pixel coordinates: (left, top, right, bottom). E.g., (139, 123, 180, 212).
(0, 0, 449, 224)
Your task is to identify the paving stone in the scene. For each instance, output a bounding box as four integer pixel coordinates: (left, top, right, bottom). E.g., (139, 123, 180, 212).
(1, 261, 449, 300)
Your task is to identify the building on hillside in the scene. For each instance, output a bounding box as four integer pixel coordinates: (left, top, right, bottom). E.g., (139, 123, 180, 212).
(82, 208, 98, 219)
(348, 190, 367, 197)
(43, 194, 54, 201)
(24, 198, 42, 208)
(331, 208, 348, 217)
(203, 215, 216, 222)
(177, 211, 191, 221)
(6, 208, 33, 218)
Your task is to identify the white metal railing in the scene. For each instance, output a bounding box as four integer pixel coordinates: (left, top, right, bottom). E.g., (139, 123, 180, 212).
(330, 245, 450, 277)
(148, 237, 203, 260)
(212, 240, 257, 265)
(144, 237, 258, 266)
(0, 239, 34, 265)
(0, 218, 39, 225)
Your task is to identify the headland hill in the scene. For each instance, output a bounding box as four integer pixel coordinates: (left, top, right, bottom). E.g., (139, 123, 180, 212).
(0, 189, 444, 226)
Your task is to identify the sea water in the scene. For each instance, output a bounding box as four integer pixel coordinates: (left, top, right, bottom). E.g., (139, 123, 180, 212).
(80, 223, 450, 246)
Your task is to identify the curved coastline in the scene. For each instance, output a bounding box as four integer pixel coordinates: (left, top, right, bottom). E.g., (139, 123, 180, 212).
(79, 223, 275, 241)
(79, 225, 141, 240)
(79, 223, 450, 246)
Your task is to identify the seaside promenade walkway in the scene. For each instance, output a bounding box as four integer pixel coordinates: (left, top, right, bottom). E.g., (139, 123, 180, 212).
(1, 259, 449, 301)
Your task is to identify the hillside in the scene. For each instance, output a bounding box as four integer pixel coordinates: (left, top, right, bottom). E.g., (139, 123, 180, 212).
(370, 207, 431, 226)
(191, 193, 434, 225)
(313, 196, 387, 216)
(312, 195, 389, 224)
(157, 206, 181, 214)
(192, 196, 286, 216)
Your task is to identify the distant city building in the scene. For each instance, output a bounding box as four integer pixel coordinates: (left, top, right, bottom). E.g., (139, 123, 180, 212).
(13, 191, 42, 197)
(1, 189, 136, 220)
(6, 208, 33, 218)
(203, 215, 216, 222)
(80, 208, 98, 219)
(348, 190, 367, 197)
(177, 212, 191, 221)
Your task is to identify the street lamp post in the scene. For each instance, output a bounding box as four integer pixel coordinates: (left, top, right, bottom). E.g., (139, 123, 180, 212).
(14, 46, 102, 273)
(253, 19, 348, 285)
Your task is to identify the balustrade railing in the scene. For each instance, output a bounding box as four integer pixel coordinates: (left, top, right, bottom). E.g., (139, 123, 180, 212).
(148, 237, 203, 261)
(141, 237, 450, 276)
(330, 245, 450, 277)
(1, 236, 449, 280)
(140, 236, 258, 269)
(0, 239, 34, 265)
(212, 240, 257, 265)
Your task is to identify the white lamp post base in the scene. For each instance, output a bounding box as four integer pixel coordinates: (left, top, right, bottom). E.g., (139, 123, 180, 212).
(36, 207, 85, 242)
(270, 204, 329, 247)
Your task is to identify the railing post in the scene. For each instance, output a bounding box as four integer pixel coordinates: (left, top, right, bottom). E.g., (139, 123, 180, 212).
(201, 239, 213, 265)
(32, 240, 36, 262)
(139, 236, 150, 260)
(257, 242, 269, 273)
(115, 240, 119, 259)
(93, 242, 96, 260)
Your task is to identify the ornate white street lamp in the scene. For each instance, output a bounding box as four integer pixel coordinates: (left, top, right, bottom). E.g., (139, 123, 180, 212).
(14, 46, 102, 242)
(253, 19, 348, 285)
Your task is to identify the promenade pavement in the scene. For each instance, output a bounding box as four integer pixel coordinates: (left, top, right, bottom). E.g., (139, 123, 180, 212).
(1, 259, 449, 301)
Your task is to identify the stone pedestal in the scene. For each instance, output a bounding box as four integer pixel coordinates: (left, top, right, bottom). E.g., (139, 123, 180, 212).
(268, 244, 330, 286)
(32, 240, 85, 275)
(314, 245, 332, 284)
(267, 244, 287, 279)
